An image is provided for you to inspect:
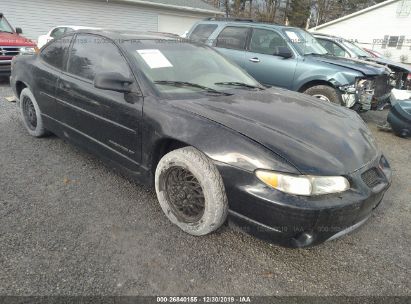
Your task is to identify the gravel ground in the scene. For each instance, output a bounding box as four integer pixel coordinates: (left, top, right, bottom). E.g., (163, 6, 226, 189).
(0, 77, 410, 296)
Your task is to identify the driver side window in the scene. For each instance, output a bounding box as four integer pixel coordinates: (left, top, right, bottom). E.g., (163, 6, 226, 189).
(249, 29, 288, 56)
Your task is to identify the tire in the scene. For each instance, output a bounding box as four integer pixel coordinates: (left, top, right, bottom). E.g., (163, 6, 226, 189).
(303, 85, 343, 105)
(155, 146, 228, 236)
(19, 88, 49, 137)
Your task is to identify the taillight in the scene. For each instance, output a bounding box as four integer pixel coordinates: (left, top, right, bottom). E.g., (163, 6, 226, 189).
(407, 73, 411, 90)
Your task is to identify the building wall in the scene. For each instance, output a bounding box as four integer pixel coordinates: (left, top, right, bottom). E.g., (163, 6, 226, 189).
(158, 13, 203, 35)
(311, 0, 411, 63)
(0, 0, 211, 40)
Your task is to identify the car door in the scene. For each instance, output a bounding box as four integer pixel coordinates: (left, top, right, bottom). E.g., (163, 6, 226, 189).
(34, 35, 72, 123)
(56, 34, 143, 168)
(214, 26, 250, 69)
(244, 28, 297, 89)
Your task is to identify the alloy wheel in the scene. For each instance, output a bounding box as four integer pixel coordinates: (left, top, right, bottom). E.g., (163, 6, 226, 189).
(165, 166, 205, 223)
(22, 96, 37, 130)
(312, 94, 331, 103)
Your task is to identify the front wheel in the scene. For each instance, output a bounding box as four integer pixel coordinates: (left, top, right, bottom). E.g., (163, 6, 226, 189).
(303, 85, 343, 105)
(155, 146, 228, 236)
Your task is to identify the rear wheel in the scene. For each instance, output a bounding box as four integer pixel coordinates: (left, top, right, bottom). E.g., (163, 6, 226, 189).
(303, 85, 343, 105)
(155, 146, 228, 236)
(19, 88, 49, 137)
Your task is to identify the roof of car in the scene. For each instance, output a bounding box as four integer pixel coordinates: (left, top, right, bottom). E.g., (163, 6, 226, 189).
(74, 29, 182, 41)
(197, 19, 298, 31)
(55, 26, 101, 30)
(312, 33, 340, 39)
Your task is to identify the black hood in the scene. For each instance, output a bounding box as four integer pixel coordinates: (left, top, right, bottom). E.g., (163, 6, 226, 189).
(307, 54, 391, 76)
(172, 88, 379, 175)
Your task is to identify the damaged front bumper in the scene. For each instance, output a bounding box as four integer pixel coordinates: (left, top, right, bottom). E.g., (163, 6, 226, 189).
(339, 74, 393, 112)
(339, 78, 375, 111)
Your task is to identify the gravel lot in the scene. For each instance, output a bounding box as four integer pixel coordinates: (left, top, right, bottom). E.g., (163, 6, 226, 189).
(0, 77, 410, 296)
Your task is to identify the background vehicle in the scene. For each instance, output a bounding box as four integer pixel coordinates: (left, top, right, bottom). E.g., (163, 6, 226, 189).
(187, 19, 392, 112)
(314, 33, 411, 93)
(37, 25, 100, 48)
(363, 48, 385, 59)
(379, 100, 411, 138)
(10, 30, 391, 248)
(0, 13, 37, 76)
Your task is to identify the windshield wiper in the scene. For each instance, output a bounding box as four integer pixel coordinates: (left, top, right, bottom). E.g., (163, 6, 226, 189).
(214, 82, 265, 90)
(154, 80, 232, 96)
(0, 30, 13, 33)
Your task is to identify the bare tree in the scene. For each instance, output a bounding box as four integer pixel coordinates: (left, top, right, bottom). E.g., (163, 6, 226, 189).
(204, 0, 384, 28)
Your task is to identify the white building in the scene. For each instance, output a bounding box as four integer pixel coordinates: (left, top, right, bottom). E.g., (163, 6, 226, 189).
(310, 0, 411, 63)
(1, 0, 223, 39)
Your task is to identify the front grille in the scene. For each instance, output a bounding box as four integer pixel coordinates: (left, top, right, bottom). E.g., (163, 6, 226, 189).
(0, 46, 20, 57)
(374, 74, 391, 99)
(361, 168, 382, 188)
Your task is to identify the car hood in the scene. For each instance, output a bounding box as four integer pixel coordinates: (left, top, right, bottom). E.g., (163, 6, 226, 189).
(363, 57, 411, 73)
(0, 32, 36, 46)
(307, 54, 390, 76)
(172, 88, 379, 175)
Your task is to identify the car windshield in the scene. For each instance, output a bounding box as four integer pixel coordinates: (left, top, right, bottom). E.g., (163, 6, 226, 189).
(283, 28, 328, 56)
(126, 40, 262, 96)
(0, 17, 14, 33)
(342, 40, 370, 58)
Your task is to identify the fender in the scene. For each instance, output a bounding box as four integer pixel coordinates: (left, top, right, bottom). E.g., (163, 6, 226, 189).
(293, 66, 362, 92)
(141, 96, 300, 175)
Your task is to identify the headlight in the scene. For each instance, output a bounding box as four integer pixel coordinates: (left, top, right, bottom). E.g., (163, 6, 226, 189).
(19, 47, 37, 55)
(357, 78, 374, 92)
(255, 170, 350, 196)
(339, 84, 356, 94)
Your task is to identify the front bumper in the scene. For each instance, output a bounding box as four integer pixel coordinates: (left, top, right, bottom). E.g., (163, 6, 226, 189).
(216, 155, 391, 248)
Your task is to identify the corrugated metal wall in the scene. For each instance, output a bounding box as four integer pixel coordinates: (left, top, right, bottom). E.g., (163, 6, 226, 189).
(0, 0, 206, 40)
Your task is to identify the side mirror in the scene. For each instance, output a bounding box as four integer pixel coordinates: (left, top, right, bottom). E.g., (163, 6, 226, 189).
(15, 27, 23, 34)
(94, 72, 134, 93)
(276, 46, 293, 59)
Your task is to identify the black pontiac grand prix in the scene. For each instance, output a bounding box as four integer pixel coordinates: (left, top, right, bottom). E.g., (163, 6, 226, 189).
(10, 30, 392, 248)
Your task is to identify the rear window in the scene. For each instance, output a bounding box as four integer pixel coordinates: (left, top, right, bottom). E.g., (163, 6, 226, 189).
(190, 24, 217, 43)
(40, 36, 72, 70)
(216, 26, 249, 50)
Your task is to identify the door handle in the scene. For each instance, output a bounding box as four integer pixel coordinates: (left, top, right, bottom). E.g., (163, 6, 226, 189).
(249, 57, 260, 63)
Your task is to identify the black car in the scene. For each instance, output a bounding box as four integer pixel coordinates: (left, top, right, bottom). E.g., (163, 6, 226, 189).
(10, 30, 392, 248)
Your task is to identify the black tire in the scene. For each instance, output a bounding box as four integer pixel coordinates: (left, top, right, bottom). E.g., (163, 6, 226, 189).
(19, 88, 49, 137)
(155, 146, 228, 236)
(303, 85, 343, 105)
